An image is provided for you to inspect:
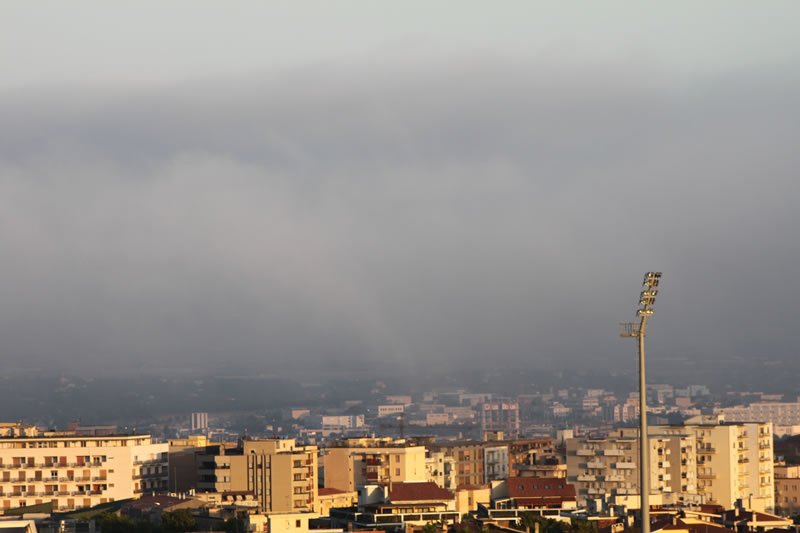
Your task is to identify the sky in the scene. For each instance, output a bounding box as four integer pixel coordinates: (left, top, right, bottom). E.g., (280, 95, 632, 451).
(1, 2, 799, 377)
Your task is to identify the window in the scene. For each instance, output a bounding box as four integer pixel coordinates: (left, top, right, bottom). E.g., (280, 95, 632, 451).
(295, 520, 301, 528)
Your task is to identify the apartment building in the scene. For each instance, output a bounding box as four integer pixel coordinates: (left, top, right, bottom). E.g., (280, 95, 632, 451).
(718, 402, 800, 428)
(484, 445, 509, 483)
(322, 438, 426, 492)
(0, 429, 167, 512)
(429, 442, 485, 489)
(195, 438, 318, 514)
(774, 463, 800, 514)
(652, 415, 774, 512)
(481, 402, 520, 439)
(566, 432, 639, 507)
(566, 430, 698, 508)
(508, 439, 557, 473)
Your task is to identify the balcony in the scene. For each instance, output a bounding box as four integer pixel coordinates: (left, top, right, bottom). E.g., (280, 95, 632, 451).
(577, 474, 596, 481)
(576, 449, 595, 457)
(738, 458, 750, 464)
(759, 442, 771, 450)
(615, 462, 636, 469)
(603, 449, 624, 456)
(586, 461, 606, 469)
(615, 488, 632, 495)
(698, 447, 716, 454)
(587, 488, 604, 495)
(604, 475, 626, 482)
(697, 472, 716, 479)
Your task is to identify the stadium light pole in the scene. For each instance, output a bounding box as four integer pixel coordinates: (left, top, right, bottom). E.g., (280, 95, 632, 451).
(620, 272, 661, 533)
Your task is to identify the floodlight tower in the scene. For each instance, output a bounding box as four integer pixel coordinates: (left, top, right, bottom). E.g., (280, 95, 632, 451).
(620, 272, 661, 533)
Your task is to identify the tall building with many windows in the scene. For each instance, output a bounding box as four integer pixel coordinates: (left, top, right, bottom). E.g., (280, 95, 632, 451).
(0, 428, 167, 512)
(652, 415, 774, 512)
(566, 429, 699, 508)
(481, 401, 520, 439)
(196, 438, 318, 514)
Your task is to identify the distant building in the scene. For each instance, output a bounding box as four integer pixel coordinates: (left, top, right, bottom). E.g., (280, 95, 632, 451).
(376, 405, 404, 418)
(718, 401, 800, 428)
(481, 401, 520, 439)
(191, 412, 209, 432)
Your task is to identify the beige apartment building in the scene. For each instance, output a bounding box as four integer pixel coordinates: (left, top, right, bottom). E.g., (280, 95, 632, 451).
(195, 438, 318, 515)
(652, 415, 775, 512)
(322, 437, 426, 492)
(0, 428, 167, 512)
(774, 463, 800, 514)
(566, 429, 698, 508)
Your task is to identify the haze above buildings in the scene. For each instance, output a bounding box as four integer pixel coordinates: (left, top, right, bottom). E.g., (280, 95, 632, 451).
(1, 2, 799, 376)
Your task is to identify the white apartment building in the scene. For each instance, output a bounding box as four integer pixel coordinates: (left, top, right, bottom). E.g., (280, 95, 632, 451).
(376, 405, 404, 418)
(0, 431, 167, 512)
(652, 415, 774, 512)
(718, 402, 800, 428)
(483, 445, 509, 483)
(191, 412, 209, 432)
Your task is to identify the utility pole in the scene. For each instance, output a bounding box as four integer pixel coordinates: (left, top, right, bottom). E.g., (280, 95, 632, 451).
(620, 272, 661, 533)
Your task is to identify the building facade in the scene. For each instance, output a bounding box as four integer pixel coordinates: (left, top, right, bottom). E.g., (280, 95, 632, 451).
(652, 416, 775, 512)
(322, 438, 426, 492)
(196, 438, 318, 515)
(481, 402, 520, 439)
(0, 431, 167, 512)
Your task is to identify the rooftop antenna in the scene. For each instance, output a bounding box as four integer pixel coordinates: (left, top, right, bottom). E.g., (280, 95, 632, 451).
(620, 271, 662, 533)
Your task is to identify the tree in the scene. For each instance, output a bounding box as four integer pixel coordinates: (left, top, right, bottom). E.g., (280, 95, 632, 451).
(161, 509, 197, 532)
(96, 512, 136, 533)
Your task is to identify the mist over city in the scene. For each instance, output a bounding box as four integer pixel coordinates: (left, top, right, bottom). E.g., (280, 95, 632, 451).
(1, 3, 800, 532)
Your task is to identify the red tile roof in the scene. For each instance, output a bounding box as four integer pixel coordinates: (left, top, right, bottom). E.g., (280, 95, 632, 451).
(507, 477, 576, 500)
(655, 519, 734, 533)
(388, 482, 454, 502)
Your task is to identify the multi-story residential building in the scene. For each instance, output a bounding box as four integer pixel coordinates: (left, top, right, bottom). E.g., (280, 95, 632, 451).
(774, 463, 800, 514)
(376, 405, 405, 418)
(195, 438, 318, 514)
(190, 412, 209, 432)
(718, 402, 800, 429)
(0, 428, 167, 512)
(481, 402, 520, 439)
(566, 431, 639, 507)
(652, 415, 775, 512)
(566, 430, 698, 508)
(425, 449, 447, 489)
(508, 439, 557, 474)
(483, 445, 509, 483)
(429, 442, 485, 489)
(322, 438, 426, 492)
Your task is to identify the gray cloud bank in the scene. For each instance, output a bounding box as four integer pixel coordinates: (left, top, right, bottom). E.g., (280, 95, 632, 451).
(0, 60, 798, 375)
